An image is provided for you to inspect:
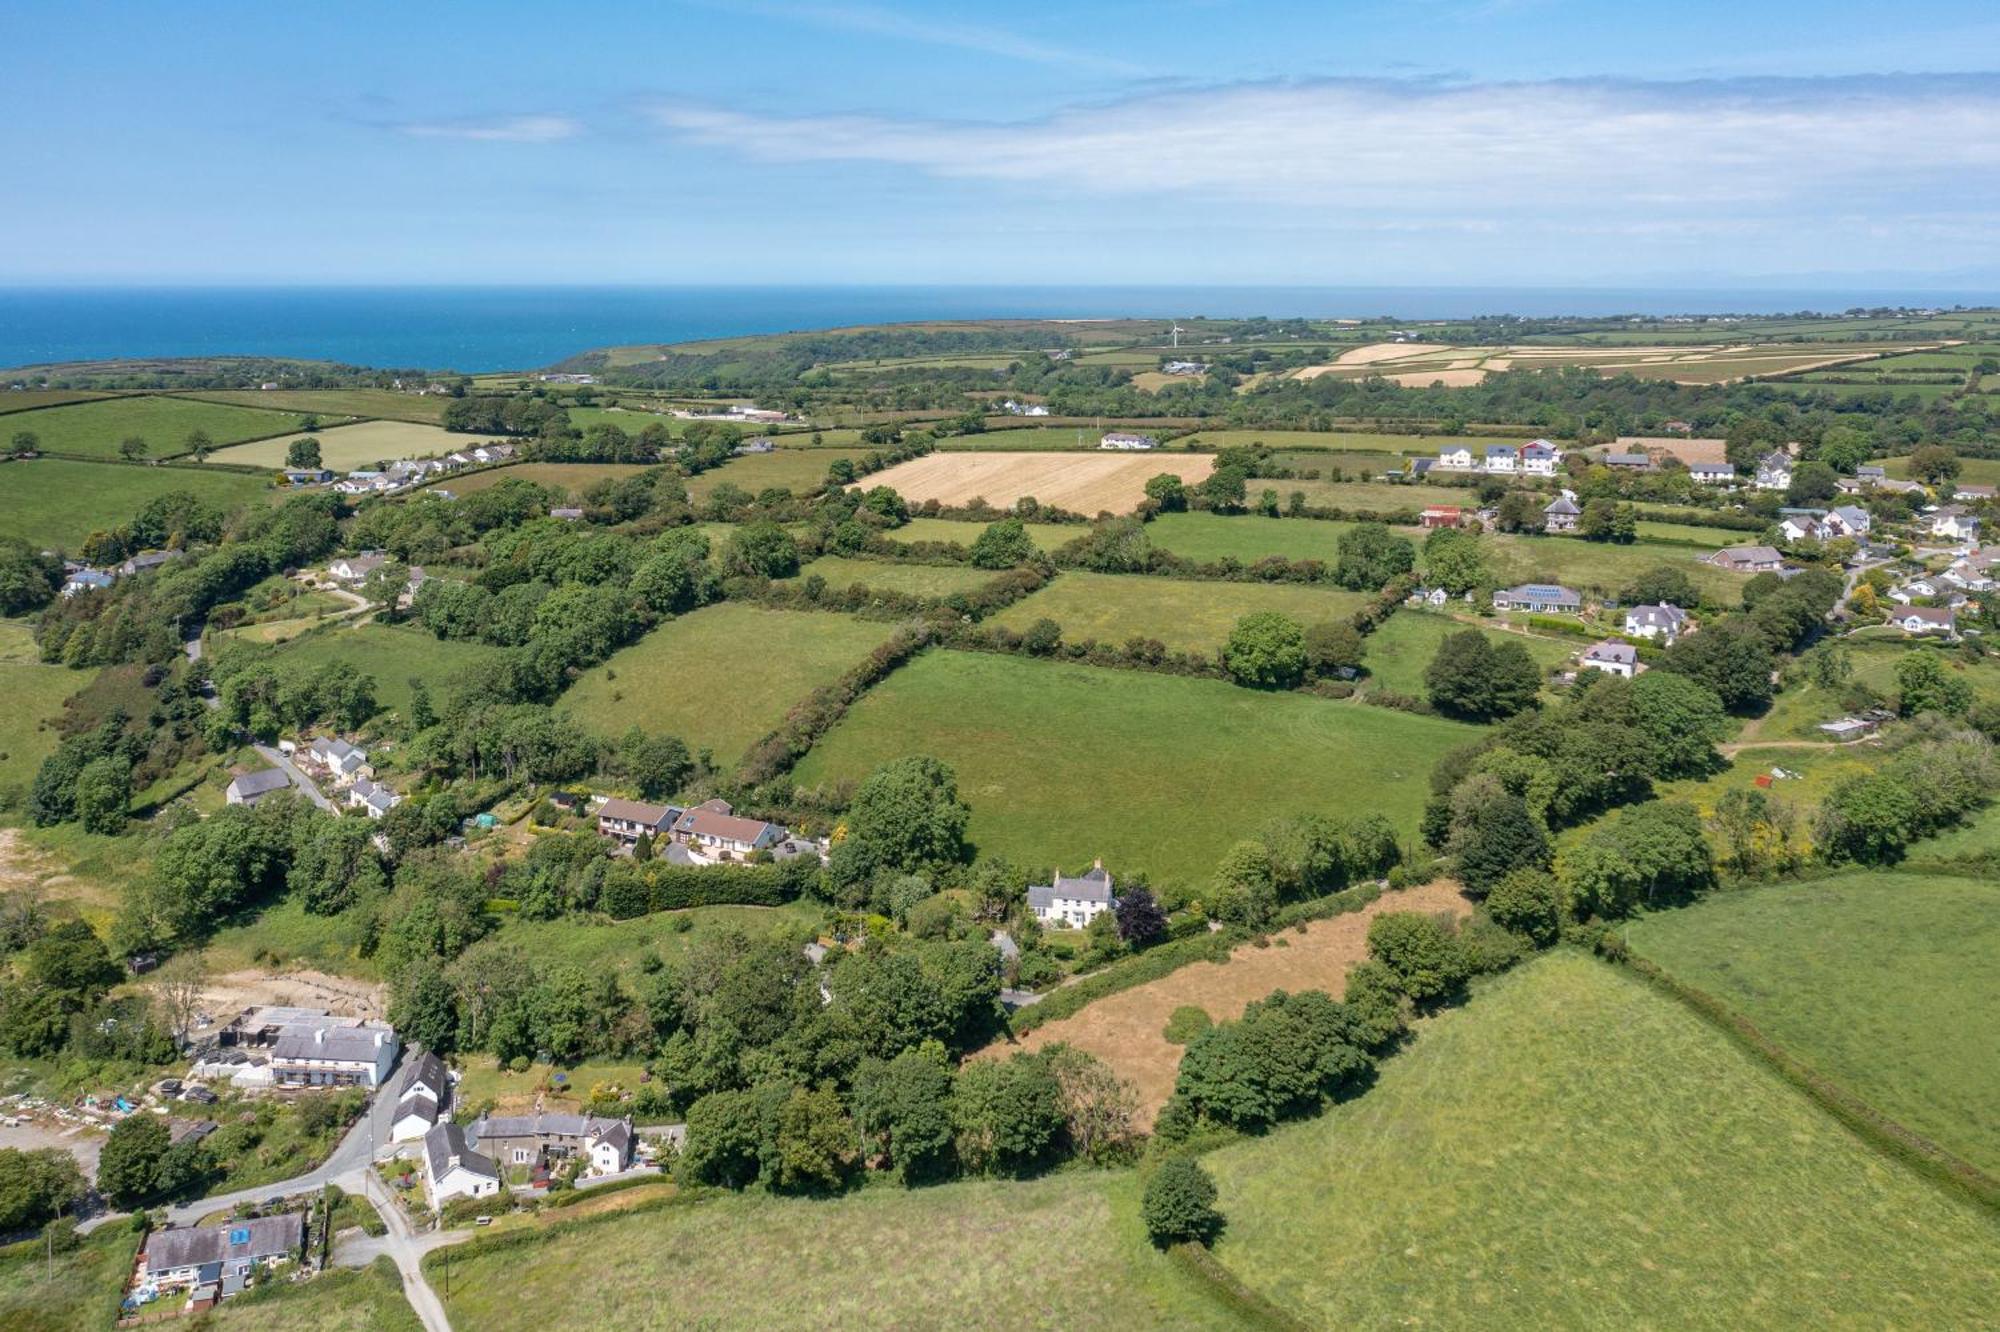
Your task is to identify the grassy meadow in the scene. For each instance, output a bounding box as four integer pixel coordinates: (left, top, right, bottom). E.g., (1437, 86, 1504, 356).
(1204, 951, 2000, 1329)
(883, 516, 1079, 552)
(1480, 532, 1751, 605)
(461, 900, 823, 991)
(178, 387, 451, 424)
(0, 1223, 142, 1332)
(1143, 512, 1379, 564)
(2, 394, 310, 459)
(1626, 872, 2000, 1175)
(793, 650, 1474, 888)
(790, 555, 1003, 598)
(0, 457, 272, 552)
(426, 461, 655, 498)
(1357, 610, 1576, 697)
(560, 604, 896, 769)
(992, 571, 1372, 654)
(688, 448, 873, 500)
(424, 1173, 1239, 1331)
(206, 419, 467, 470)
(201, 1257, 421, 1331)
(0, 620, 89, 798)
(262, 621, 510, 719)
(1184, 428, 1517, 455)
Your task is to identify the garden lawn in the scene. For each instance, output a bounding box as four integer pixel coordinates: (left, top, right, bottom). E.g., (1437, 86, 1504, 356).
(263, 622, 510, 719)
(1204, 951, 2000, 1330)
(0, 458, 273, 552)
(421, 1172, 1240, 1331)
(1358, 610, 1576, 697)
(1145, 512, 1376, 564)
(1, 395, 309, 459)
(790, 556, 1003, 598)
(1626, 871, 2000, 1175)
(883, 516, 1078, 552)
(687, 449, 872, 500)
(560, 604, 897, 770)
(199, 1257, 421, 1331)
(207, 420, 466, 470)
(792, 651, 1474, 889)
(992, 571, 1371, 654)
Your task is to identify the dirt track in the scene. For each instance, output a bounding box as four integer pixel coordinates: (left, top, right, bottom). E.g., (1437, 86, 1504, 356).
(984, 879, 1471, 1127)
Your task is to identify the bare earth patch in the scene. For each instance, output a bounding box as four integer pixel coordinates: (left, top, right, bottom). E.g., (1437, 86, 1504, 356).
(986, 879, 1471, 1127)
(1382, 368, 1487, 387)
(1615, 435, 1729, 465)
(193, 968, 386, 1023)
(861, 451, 1212, 515)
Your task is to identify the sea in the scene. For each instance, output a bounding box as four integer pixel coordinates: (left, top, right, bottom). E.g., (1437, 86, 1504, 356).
(2, 285, 1995, 375)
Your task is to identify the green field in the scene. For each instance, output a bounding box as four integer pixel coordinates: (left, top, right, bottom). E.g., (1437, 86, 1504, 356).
(178, 387, 451, 424)
(1184, 429, 1521, 455)
(793, 650, 1474, 887)
(1358, 610, 1576, 697)
(791, 555, 1002, 598)
(207, 419, 467, 470)
(688, 449, 873, 500)
(1634, 519, 1746, 548)
(201, 1257, 421, 1331)
(1204, 950, 2000, 1329)
(0, 620, 89, 798)
(0, 389, 112, 413)
(1280, 479, 1440, 512)
(1882, 454, 2000, 486)
(1755, 639, 2000, 741)
(426, 461, 654, 498)
(0, 1223, 142, 1332)
(882, 516, 1079, 552)
(1626, 872, 2000, 1175)
(938, 426, 1167, 451)
(424, 1173, 1237, 1330)
(0, 457, 273, 551)
(1144, 512, 1377, 564)
(561, 604, 896, 769)
(1, 394, 312, 459)
(263, 621, 510, 718)
(462, 901, 822, 987)
(993, 571, 1372, 654)
(1482, 532, 1750, 605)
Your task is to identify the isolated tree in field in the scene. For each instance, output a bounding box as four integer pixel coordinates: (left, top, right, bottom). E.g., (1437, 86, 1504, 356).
(969, 517, 1036, 569)
(0, 539, 59, 616)
(1424, 629, 1540, 720)
(952, 1053, 1065, 1177)
(97, 1114, 170, 1206)
(1200, 467, 1248, 511)
(1143, 473, 1187, 511)
(825, 457, 858, 486)
(9, 429, 38, 455)
(1143, 1157, 1223, 1247)
(1303, 620, 1363, 678)
(1334, 522, 1415, 590)
(1896, 650, 1973, 717)
(1908, 445, 1961, 487)
(183, 428, 212, 459)
(71, 755, 130, 835)
(1114, 886, 1167, 947)
(286, 435, 323, 470)
(118, 434, 148, 461)
(1223, 611, 1307, 689)
(1423, 527, 1488, 594)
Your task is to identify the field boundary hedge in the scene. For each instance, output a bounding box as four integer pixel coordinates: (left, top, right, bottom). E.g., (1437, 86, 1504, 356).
(1167, 1241, 1312, 1332)
(1614, 951, 2000, 1213)
(735, 624, 935, 786)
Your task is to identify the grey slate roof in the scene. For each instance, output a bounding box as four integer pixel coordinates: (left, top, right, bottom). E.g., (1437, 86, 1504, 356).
(144, 1213, 303, 1274)
(1543, 496, 1580, 515)
(1582, 641, 1638, 667)
(1028, 864, 1114, 912)
(469, 1112, 625, 1144)
(270, 1023, 390, 1065)
(424, 1121, 499, 1183)
(1626, 603, 1688, 629)
(399, 1049, 446, 1102)
(227, 769, 291, 800)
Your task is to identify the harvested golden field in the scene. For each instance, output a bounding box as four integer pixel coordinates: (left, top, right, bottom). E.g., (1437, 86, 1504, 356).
(987, 879, 1471, 1127)
(1613, 434, 1728, 464)
(1286, 341, 1935, 388)
(861, 450, 1211, 514)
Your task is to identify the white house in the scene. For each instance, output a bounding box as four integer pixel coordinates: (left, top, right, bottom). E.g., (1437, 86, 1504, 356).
(595, 797, 679, 845)
(1894, 606, 1957, 636)
(304, 737, 370, 783)
(1542, 496, 1580, 533)
(424, 1122, 502, 1205)
(1931, 507, 1982, 543)
(1436, 444, 1476, 470)
(1579, 640, 1639, 679)
(1690, 463, 1737, 486)
(347, 777, 400, 819)
(1623, 603, 1689, 644)
(1519, 440, 1560, 475)
(62, 568, 115, 598)
(1777, 514, 1822, 544)
(390, 1049, 448, 1143)
(1099, 432, 1157, 451)
(269, 1020, 399, 1088)
(142, 1213, 303, 1295)
(1493, 583, 1583, 614)
(1754, 451, 1794, 491)
(328, 552, 388, 583)
(1027, 860, 1117, 928)
(1483, 445, 1518, 473)
(672, 799, 784, 861)
(1822, 505, 1872, 539)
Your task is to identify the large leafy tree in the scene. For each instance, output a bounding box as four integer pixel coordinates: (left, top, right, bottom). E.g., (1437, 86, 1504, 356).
(1334, 523, 1415, 591)
(830, 756, 971, 887)
(1143, 1158, 1223, 1247)
(1424, 630, 1540, 720)
(853, 1043, 956, 1183)
(968, 518, 1036, 569)
(1222, 612, 1307, 689)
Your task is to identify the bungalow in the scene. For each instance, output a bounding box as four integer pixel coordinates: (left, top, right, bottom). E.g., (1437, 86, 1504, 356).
(549, 506, 585, 521)
(1954, 483, 1996, 502)
(1817, 717, 1878, 743)
(1407, 586, 1452, 609)
(468, 1112, 635, 1177)
(1542, 495, 1580, 533)
(1579, 640, 1639, 679)
(1931, 507, 1982, 543)
(1493, 583, 1583, 614)
(62, 568, 114, 598)
(347, 777, 400, 819)
(1602, 452, 1654, 471)
(390, 1049, 448, 1143)
(672, 799, 785, 860)
(1887, 577, 1939, 603)
(1708, 545, 1784, 574)
(596, 798, 679, 845)
(1623, 603, 1689, 644)
(328, 552, 387, 583)
(1027, 860, 1116, 929)
(424, 1122, 502, 1205)
(1689, 463, 1737, 485)
(1777, 514, 1822, 544)
(283, 468, 333, 486)
(142, 1213, 303, 1294)
(1436, 444, 1476, 470)
(1419, 504, 1463, 530)
(1822, 505, 1872, 539)
(1519, 440, 1560, 475)
(1754, 451, 1794, 491)
(1483, 445, 1518, 473)
(224, 769, 292, 806)
(270, 1020, 399, 1088)
(1894, 606, 1957, 637)
(1099, 432, 1157, 451)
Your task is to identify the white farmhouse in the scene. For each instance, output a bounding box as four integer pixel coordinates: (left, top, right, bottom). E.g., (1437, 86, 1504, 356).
(1578, 640, 1639, 679)
(1099, 432, 1157, 451)
(424, 1122, 502, 1206)
(1623, 603, 1689, 644)
(1027, 861, 1117, 928)
(1436, 444, 1475, 470)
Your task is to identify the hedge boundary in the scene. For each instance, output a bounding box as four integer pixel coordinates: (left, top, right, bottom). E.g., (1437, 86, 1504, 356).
(1167, 1241, 1312, 1332)
(1614, 952, 2000, 1213)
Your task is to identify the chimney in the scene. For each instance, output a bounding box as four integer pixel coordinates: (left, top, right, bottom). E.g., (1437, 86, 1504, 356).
(313, 1029, 325, 1047)
(1093, 857, 1103, 871)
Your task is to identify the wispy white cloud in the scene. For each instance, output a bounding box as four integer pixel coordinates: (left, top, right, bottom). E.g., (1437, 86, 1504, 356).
(646, 74, 2000, 217)
(714, 1, 1150, 75)
(399, 115, 582, 143)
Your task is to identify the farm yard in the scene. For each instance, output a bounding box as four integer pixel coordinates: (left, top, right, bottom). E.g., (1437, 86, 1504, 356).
(1203, 951, 2000, 1330)
(1626, 872, 2000, 1175)
(0, 394, 313, 459)
(0, 457, 272, 551)
(560, 603, 898, 769)
(791, 650, 1474, 888)
(862, 450, 1213, 514)
(990, 878, 1472, 1127)
(991, 571, 1372, 654)
(205, 419, 468, 470)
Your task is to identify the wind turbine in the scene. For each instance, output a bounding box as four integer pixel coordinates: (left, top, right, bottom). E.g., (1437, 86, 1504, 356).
(1169, 321, 1185, 350)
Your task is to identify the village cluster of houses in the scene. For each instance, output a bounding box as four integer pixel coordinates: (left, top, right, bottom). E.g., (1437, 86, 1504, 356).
(294, 441, 520, 497)
(295, 736, 404, 818)
(188, 1005, 401, 1089)
(424, 1111, 636, 1205)
(593, 796, 823, 865)
(1435, 439, 1564, 475)
(130, 1210, 305, 1313)
(58, 548, 181, 599)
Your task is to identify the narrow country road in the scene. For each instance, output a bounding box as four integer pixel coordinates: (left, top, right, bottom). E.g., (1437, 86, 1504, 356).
(338, 1165, 459, 1332)
(253, 741, 337, 812)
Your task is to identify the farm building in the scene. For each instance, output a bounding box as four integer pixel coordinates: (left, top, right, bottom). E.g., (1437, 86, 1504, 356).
(1420, 505, 1463, 530)
(1689, 463, 1736, 485)
(224, 768, 292, 806)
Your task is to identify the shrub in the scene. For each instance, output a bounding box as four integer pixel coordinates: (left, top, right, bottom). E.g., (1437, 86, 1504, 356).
(1365, 911, 1471, 1004)
(1162, 1005, 1212, 1045)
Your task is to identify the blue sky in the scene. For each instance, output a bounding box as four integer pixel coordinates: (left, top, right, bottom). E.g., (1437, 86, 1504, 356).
(6, 0, 2000, 286)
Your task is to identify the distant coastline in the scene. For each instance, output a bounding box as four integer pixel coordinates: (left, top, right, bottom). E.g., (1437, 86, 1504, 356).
(4, 283, 1997, 375)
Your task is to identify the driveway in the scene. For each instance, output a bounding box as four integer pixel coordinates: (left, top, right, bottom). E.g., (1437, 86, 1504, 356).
(253, 742, 337, 813)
